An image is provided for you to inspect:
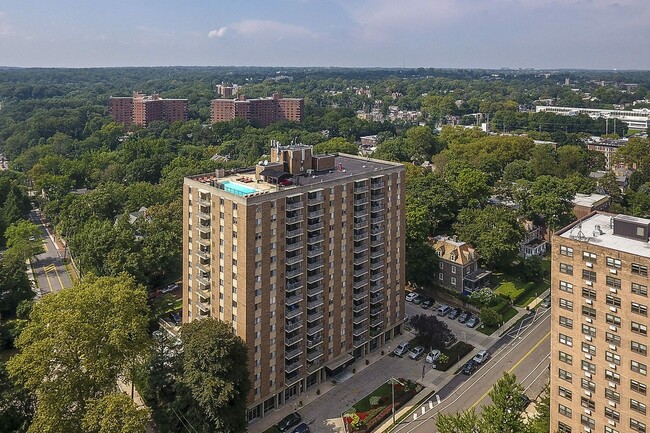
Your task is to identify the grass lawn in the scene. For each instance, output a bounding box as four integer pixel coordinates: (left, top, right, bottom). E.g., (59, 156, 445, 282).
(436, 341, 474, 372)
(494, 266, 549, 308)
(477, 306, 518, 336)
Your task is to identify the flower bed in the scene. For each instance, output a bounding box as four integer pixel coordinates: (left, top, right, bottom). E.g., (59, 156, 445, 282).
(343, 379, 422, 432)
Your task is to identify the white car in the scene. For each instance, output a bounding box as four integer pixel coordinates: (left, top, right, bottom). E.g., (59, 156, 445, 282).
(408, 346, 425, 360)
(405, 292, 418, 302)
(426, 349, 441, 364)
(394, 342, 410, 356)
(473, 350, 490, 364)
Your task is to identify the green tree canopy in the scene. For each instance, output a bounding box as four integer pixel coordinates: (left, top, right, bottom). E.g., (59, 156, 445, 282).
(82, 393, 150, 433)
(313, 137, 359, 155)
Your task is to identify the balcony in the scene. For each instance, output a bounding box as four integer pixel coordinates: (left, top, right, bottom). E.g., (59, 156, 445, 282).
(307, 234, 324, 244)
(286, 293, 302, 306)
(307, 297, 324, 309)
(371, 215, 384, 224)
(353, 278, 368, 289)
(196, 249, 210, 260)
(285, 307, 302, 320)
(285, 370, 301, 385)
(371, 317, 384, 327)
(196, 275, 210, 287)
(370, 283, 383, 293)
(286, 201, 304, 211)
(307, 221, 324, 231)
(370, 327, 383, 337)
(354, 244, 368, 254)
(370, 260, 383, 271)
(371, 181, 384, 189)
(307, 196, 324, 205)
(371, 204, 385, 213)
(307, 359, 323, 373)
(306, 309, 323, 322)
(285, 359, 302, 373)
(307, 284, 323, 296)
(370, 237, 383, 247)
(197, 211, 211, 221)
(370, 294, 384, 304)
(354, 185, 369, 194)
(370, 271, 384, 282)
(285, 346, 303, 360)
(198, 197, 211, 207)
(353, 302, 367, 313)
(306, 335, 323, 348)
(307, 272, 324, 284)
(353, 335, 368, 348)
(286, 268, 303, 279)
(353, 206, 367, 214)
(371, 226, 384, 236)
(286, 241, 303, 253)
(370, 305, 382, 315)
(286, 254, 304, 266)
(197, 262, 211, 273)
(307, 348, 324, 362)
(197, 302, 210, 313)
(353, 326, 367, 337)
(286, 214, 303, 225)
(307, 260, 323, 271)
(353, 290, 367, 301)
(306, 322, 324, 335)
(354, 232, 368, 242)
(197, 224, 211, 235)
(353, 315, 368, 325)
(354, 219, 368, 229)
(286, 227, 302, 238)
(307, 246, 323, 257)
(353, 267, 368, 278)
(371, 193, 385, 201)
(197, 236, 211, 247)
(308, 209, 324, 219)
(354, 253, 368, 265)
(370, 248, 384, 259)
(198, 288, 211, 300)
(286, 319, 303, 332)
(354, 198, 368, 206)
(286, 280, 303, 291)
(285, 333, 303, 346)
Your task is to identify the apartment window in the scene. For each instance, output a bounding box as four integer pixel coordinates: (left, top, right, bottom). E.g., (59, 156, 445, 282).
(582, 305, 596, 318)
(559, 298, 573, 311)
(633, 282, 648, 297)
(605, 369, 620, 384)
(605, 332, 621, 347)
(606, 275, 621, 289)
(632, 263, 648, 277)
(631, 379, 647, 395)
(631, 418, 647, 433)
(583, 251, 597, 262)
(451, 265, 456, 274)
(606, 294, 621, 307)
(606, 313, 621, 326)
(439, 273, 443, 281)
(558, 404, 572, 418)
(559, 351, 573, 365)
(557, 422, 572, 433)
(451, 277, 457, 285)
(581, 415, 594, 429)
(605, 351, 621, 365)
(605, 427, 619, 433)
(560, 263, 573, 275)
(582, 342, 596, 356)
(580, 396, 595, 410)
(604, 407, 620, 422)
(632, 341, 648, 356)
(559, 333, 573, 347)
(632, 321, 648, 336)
(631, 360, 648, 375)
(582, 360, 596, 373)
(631, 399, 647, 415)
(439, 262, 443, 269)
(559, 368, 572, 382)
(559, 280, 574, 293)
(560, 245, 574, 256)
(582, 269, 597, 282)
(582, 324, 596, 337)
(581, 378, 596, 392)
(557, 386, 572, 400)
(559, 316, 573, 329)
(583, 287, 597, 300)
(632, 302, 648, 316)
(606, 256, 622, 268)
(605, 388, 620, 403)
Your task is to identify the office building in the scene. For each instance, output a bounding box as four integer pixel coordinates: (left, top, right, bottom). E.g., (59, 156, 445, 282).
(551, 212, 650, 433)
(109, 92, 189, 127)
(182, 144, 405, 421)
(536, 106, 650, 131)
(210, 93, 304, 127)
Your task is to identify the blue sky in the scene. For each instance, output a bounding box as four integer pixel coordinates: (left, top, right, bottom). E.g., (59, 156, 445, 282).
(0, 0, 648, 69)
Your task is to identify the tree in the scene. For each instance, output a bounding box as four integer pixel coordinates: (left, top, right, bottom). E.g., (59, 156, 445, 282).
(405, 126, 439, 163)
(0, 252, 33, 318)
(7, 274, 150, 433)
(0, 361, 34, 433)
(180, 318, 250, 433)
(409, 314, 454, 350)
(437, 409, 481, 433)
(480, 307, 502, 328)
(513, 176, 576, 230)
(82, 393, 150, 433)
(313, 137, 359, 155)
(450, 168, 491, 209)
(372, 137, 410, 162)
(480, 372, 529, 433)
(4, 220, 44, 260)
(528, 387, 550, 433)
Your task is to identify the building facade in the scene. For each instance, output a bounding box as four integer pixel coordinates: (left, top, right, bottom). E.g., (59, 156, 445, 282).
(536, 106, 650, 130)
(182, 144, 405, 422)
(109, 92, 189, 127)
(210, 93, 304, 127)
(432, 236, 491, 294)
(551, 212, 650, 433)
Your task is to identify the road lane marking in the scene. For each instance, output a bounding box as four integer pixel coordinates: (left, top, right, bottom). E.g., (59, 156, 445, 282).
(469, 331, 550, 410)
(52, 264, 66, 290)
(42, 265, 55, 293)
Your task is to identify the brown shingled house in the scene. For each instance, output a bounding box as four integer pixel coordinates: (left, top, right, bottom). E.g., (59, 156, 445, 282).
(432, 235, 492, 294)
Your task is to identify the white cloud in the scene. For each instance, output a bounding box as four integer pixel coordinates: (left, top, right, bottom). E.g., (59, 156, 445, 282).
(208, 27, 227, 38)
(208, 19, 315, 40)
(0, 12, 14, 36)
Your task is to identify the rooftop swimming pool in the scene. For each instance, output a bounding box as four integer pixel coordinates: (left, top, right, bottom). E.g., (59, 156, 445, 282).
(220, 180, 259, 196)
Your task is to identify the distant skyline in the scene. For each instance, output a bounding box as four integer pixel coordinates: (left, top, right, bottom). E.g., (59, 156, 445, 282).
(1, 0, 649, 70)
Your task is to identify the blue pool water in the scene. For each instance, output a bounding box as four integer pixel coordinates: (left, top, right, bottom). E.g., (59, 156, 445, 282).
(220, 180, 258, 196)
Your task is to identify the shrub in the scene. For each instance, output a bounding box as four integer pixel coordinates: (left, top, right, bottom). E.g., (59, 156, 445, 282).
(468, 288, 496, 306)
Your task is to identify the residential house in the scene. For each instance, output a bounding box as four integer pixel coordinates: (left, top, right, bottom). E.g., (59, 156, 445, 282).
(519, 219, 547, 258)
(432, 235, 491, 294)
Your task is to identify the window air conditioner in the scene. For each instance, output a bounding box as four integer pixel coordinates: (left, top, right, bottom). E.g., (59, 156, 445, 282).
(586, 280, 592, 286)
(586, 262, 593, 268)
(586, 299, 592, 305)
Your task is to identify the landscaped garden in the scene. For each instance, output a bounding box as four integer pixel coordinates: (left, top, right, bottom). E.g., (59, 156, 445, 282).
(494, 259, 550, 307)
(343, 379, 422, 432)
(435, 341, 474, 372)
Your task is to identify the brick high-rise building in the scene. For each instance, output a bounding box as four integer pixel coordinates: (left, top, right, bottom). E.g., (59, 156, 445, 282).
(551, 212, 650, 433)
(210, 93, 304, 127)
(182, 144, 405, 422)
(109, 92, 188, 127)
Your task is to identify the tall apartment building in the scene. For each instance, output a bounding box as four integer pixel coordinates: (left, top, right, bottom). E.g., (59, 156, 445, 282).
(109, 92, 188, 127)
(551, 212, 650, 433)
(182, 144, 405, 422)
(210, 93, 304, 127)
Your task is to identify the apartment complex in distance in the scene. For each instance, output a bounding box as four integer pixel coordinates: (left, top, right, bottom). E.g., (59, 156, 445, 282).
(182, 144, 405, 421)
(109, 92, 189, 127)
(210, 93, 304, 127)
(551, 212, 650, 433)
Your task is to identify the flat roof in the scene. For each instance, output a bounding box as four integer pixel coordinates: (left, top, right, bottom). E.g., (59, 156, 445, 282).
(572, 193, 609, 207)
(557, 212, 650, 258)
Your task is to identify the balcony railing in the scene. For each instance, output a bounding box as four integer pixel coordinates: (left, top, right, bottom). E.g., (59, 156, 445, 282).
(307, 260, 323, 271)
(285, 359, 302, 373)
(353, 290, 367, 301)
(306, 322, 324, 335)
(307, 284, 323, 297)
(354, 198, 368, 206)
(308, 209, 324, 218)
(286, 241, 303, 253)
(354, 220, 368, 229)
(370, 294, 384, 304)
(353, 279, 368, 289)
(307, 221, 324, 231)
(197, 224, 211, 234)
(370, 237, 383, 247)
(371, 317, 384, 327)
(354, 185, 369, 194)
(286, 320, 303, 332)
(370, 272, 384, 282)
(197, 211, 211, 221)
(353, 326, 367, 337)
(198, 288, 211, 300)
(371, 226, 384, 236)
(370, 306, 382, 315)
(370, 248, 384, 259)
(370, 283, 383, 293)
(354, 233, 368, 242)
(286, 268, 303, 279)
(198, 197, 211, 207)
(286, 227, 302, 238)
(197, 302, 210, 313)
(353, 335, 368, 347)
(307, 272, 324, 284)
(353, 315, 368, 325)
(371, 181, 384, 189)
(354, 244, 368, 254)
(371, 193, 385, 201)
(371, 204, 385, 213)
(197, 262, 211, 273)
(197, 236, 211, 247)
(307, 348, 324, 362)
(286, 215, 303, 225)
(306, 336, 323, 348)
(353, 302, 367, 313)
(370, 260, 383, 271)
(307, 246, 324, 257)
(285, 308, 302, 320)
(307, 297, 324, 309)
(286, 280, 303, 291)
(307, 196, 323, 205)
(306, 310, 323, 322)
(353, 267, 368, 278)
(286, 201, 304, 211)
(285, 346, 303, 360)
(286, 293, 302, 306)
(371, 215, 384, 224)
(285, 333, 303, 346)
(354, 254, 368, 265)
(196, 275, 210, 286)
(286, 254, 304, 266)
(307, 234, 324, 244)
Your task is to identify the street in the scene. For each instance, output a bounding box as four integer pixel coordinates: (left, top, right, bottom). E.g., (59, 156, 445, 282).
(29, 209, 73, 294)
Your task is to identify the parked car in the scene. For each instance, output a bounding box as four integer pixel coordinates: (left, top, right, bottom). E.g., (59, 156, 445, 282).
(408, 346, 425, 360)
(458, 311, 471, 323)
(448, 308, 461, 320)
(394, 342, 410, 356)
(473, 350, 490, 364)
(462, 359, 479, 375)
(277, 412, 302, 432)
(443, 333, 457, 348)
(292, 423, 310, 433)
(412, 294, 425, 305)
(437, 305, 451, 316)
(541, 296, 551, 308)
(420, 298, 434, 309)
(161, 283, 179, 294)
(466, 317, 480, 328)
(426, 349, 441, 364)
(405, 292, 418, 302)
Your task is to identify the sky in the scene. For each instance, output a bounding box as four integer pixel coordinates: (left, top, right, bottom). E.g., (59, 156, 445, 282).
(0, 0, 649, 69)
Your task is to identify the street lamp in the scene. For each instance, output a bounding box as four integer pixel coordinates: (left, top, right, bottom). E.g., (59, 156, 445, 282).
(390, 377, 407, 426)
